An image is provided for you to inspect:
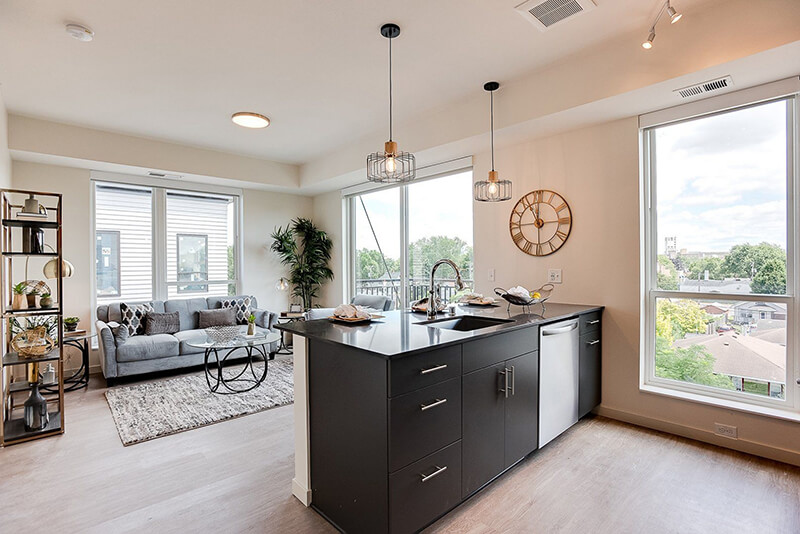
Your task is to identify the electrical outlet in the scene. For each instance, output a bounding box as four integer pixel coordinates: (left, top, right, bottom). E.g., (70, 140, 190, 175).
(548, 269, 562, 284)
(488, 268, 495, 282)
(714, 423, 738, 439)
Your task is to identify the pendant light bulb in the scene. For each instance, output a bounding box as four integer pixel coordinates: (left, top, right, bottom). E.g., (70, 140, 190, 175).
(488, 182, 499, 195)
(385, 155, 397, 173)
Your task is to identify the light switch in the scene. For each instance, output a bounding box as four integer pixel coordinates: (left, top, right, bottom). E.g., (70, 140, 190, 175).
(548, 269, 562, 284)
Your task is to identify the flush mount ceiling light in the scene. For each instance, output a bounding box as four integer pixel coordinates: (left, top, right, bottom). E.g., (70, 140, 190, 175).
(474, 82, 512, 203)
(366, 23, 416, 183)
(65, 23, 94, 42)
(231, 112, 270, 129)
(642, 1, 682, 50)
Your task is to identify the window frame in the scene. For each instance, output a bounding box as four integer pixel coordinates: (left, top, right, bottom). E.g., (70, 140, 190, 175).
(640, 79, 800, 416)
(344, 159, 473, 310)
(90, 172, 243, 309)
(95, 229, 121, 298)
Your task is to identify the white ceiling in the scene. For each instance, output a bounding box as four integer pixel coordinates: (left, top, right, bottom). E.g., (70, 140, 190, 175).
(0, 0, 715, 165)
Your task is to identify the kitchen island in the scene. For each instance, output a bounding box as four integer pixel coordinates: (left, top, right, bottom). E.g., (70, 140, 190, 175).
(277, 302, 603, 534)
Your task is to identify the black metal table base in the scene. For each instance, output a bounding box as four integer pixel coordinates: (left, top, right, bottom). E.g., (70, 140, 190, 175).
(275, 330, 293, 355)
(42, 337, 90, 393)
(204, 345, 270, 394)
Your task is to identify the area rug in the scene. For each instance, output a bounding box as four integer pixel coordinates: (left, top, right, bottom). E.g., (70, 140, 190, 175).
(105, 359, 293, 446)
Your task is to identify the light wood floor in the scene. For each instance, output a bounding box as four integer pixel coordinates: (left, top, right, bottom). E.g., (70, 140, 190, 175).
(1, 364, 799, 534)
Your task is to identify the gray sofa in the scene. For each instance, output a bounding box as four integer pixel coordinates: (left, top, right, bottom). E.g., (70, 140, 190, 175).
(96, 295, 278, 385)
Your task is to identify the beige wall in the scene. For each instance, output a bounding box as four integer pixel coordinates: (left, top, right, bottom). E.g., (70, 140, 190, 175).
(472, 118, 800, 466)
(312, 190, 345, 307)
(0, 92, 10, 188)
(11, 160, 312, 373)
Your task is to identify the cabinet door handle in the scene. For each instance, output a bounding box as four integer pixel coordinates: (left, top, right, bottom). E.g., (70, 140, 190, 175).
(587, 319, 600, 325)
(510, 365, 516, 396)
(420, 398, 447, 411)
(587, 340, 600, 345)
(420, 465, 447, 482)
(420, 364, 448, 375)
(499, 368, 510, 398)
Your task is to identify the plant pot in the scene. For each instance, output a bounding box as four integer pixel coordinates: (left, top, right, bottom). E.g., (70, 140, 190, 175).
(12, 294, 27, 311)
(64, 323, 78, 332)
(247, 322, 255, 336)
(26, 294, 37, 307)
(40, 296, 53, 308)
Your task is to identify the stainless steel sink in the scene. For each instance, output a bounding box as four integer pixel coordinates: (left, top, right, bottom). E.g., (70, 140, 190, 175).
(416, 315, 514, 332)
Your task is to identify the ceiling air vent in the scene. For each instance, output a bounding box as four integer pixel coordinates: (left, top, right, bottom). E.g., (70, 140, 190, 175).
(515, 0, 597, 31)
(674, 76, 734, 99)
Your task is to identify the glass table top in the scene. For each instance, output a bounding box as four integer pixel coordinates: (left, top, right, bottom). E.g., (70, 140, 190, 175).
(186, 332, 280, 350)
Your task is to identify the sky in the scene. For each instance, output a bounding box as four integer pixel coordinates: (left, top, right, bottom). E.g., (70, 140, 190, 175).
(355, 170, 474, 259)
(655, 100, 788, 254)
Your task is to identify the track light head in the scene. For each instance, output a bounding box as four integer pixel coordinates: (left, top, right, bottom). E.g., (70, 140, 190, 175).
(667, 4, 682, 23)
(642, 30, 656, 49)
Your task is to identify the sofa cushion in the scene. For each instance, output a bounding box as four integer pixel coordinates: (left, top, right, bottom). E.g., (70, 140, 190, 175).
(145, 311, 180, 335)
(175, 326, 272, 355)
(198, 307, 236, 328)
(164, 297, 209, 331)
(120, 302, 154, 336)
(116, 334, 179, 362)
(219, 296, 253, 325)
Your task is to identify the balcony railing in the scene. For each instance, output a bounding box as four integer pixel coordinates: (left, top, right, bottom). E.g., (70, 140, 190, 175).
(355, 277, 473, 307)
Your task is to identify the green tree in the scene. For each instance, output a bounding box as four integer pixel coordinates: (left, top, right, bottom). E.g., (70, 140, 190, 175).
(686, 256, 724, 281)
(356, 248, 400, 280)
(657, 255, 679, 290)
(407, 236, 474, 280)
(721, 242, 785, 279)
(656, 299, 710, 342)
(655, 338, 735, 390)
(751, 257, 786, 294)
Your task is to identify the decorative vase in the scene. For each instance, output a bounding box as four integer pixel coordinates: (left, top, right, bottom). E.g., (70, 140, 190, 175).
(26, 293, 37, 307)
(40, 296, 52, 308)
(24, 383, 49, 432)
(12, 294, 27, 311)
(22, 226, 44, 254)
(247, 322, 255, 336)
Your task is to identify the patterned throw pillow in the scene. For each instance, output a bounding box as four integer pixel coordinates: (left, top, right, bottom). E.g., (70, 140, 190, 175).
(220, 296, 253, 325)
(120, 302, 154, 337)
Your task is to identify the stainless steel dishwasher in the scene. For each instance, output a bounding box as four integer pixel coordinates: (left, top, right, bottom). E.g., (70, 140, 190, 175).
(539, 319, 580, 448)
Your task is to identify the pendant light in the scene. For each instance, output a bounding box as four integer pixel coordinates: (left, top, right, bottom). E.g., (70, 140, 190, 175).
(474, 82, 512, 202)
(366, 23, 416, 183)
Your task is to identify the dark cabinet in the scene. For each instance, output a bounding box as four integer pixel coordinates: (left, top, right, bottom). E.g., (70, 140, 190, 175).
(462, 351, 539, 498)
(504, 351, 539, 468)
(579, 331, 601, 418)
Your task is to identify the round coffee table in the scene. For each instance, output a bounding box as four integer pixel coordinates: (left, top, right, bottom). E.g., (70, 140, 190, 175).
(187, 333, 280, 394)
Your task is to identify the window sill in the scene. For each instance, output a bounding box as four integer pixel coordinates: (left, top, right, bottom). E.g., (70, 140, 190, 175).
(640, 383, 800, 424)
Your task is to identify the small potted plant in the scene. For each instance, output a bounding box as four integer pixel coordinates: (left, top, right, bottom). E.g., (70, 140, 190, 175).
(26, 288, 39, 308)
(63, 316, 80, 332)
(39, 292, 53, 309)
(247, 313, 256, 336)
(12, 282, 27, 310)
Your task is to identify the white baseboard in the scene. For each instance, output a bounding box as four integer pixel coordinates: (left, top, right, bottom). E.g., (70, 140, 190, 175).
(292, 478, 312, 506)
(597, 405, 800, 467)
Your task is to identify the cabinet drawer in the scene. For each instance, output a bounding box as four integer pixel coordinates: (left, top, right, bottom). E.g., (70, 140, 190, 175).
(579, 310, 602, 333)
(388, 345, 461, 397)
(389, 440, 462, 534)
(389, 377, 461, 472)
(463, 327, 538, 373)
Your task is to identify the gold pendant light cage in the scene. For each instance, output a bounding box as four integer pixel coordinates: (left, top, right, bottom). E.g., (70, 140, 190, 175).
(474, 82, 512, 202)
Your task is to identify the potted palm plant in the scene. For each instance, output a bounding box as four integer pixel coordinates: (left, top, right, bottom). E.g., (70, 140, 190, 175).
(271, 218, 334, 311)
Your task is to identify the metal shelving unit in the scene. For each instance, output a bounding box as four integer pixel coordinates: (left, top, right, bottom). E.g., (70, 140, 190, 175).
(0, 189, 64, 446)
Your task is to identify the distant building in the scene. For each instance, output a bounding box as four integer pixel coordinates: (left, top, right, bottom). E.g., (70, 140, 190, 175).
(665, 237, 677, 259)
(679, 278, 752, 294)
(734, 301, 787, 323)
(678, 249, 728, 262)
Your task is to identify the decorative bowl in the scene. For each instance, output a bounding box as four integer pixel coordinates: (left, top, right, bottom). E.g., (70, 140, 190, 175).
(204, 325, 241, 343)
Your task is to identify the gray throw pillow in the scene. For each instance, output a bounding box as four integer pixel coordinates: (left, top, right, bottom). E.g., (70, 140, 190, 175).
(111, 324, 129, 345)
(198, 307, 236, 329)
(145, 311, 180, 335)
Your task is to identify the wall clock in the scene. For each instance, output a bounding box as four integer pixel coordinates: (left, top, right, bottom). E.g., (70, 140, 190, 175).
(509, 189, 572, 256)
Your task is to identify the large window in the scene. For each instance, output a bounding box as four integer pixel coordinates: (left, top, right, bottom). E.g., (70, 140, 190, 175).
(348, 170, 474, 309)
(643, 90, 798, 413)
(94, 181, 239, 305)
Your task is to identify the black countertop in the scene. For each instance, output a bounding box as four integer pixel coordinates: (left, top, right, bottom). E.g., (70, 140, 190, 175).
(276, 302, 603, 357)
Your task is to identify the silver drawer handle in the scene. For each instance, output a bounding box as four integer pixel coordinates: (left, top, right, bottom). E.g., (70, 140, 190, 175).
(420, 398, 447, 411)
(420, 364, 448, 375)
(587, 340, 600, 345)
(587, 320, 600, 325)
(420, 465, 447, 482)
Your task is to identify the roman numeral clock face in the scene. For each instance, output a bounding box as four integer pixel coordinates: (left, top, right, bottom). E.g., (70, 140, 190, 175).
(509, 190, 572, 256)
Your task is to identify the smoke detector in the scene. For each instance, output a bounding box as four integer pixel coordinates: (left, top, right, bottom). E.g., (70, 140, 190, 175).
(65, 23, 94, 42)
(515, 0, 597, 31)
(673, 76, 734, 99)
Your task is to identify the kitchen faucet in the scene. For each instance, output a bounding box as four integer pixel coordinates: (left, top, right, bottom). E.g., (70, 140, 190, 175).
(428, 259, 466, 320)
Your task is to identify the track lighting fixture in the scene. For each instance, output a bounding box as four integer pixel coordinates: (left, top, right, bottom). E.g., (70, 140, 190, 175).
(642, 1, 682, 50)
